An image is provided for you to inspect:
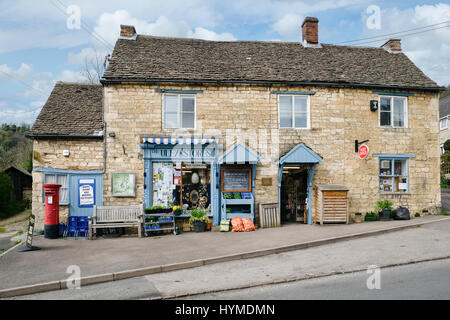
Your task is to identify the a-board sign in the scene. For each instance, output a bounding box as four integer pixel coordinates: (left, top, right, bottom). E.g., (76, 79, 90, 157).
(18, 214, 40, 252)
(221, 169, 252, 192)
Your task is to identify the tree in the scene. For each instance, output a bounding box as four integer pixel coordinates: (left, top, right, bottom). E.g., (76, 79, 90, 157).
(444, 139, 450, 153)
(0, 172, 13, 213)
(80, 51, 111, 84)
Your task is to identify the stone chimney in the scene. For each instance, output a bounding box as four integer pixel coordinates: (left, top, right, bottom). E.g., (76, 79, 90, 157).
(302, 17, 319, 46)
(381, 39, 402, 53)
(120, 25, 137, 39)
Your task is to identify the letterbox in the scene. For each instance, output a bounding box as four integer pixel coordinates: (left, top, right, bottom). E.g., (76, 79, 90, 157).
(43, 184, 62, 239)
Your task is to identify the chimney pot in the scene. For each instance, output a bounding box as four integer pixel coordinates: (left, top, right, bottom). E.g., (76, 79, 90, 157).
(382, 39, 402, 53)
(120, 25, 137, 38)
(302, 17, 319, 45)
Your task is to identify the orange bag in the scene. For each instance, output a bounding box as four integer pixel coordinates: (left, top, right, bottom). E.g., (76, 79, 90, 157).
(242, 218, 256, 232)
(231, 217, 244, 232)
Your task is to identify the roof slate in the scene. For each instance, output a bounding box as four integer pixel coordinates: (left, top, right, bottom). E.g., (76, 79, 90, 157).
(103, 35, 440, 90)
(29, 82, 103, 138)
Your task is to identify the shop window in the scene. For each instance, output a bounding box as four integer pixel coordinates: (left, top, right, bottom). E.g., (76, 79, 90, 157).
(440, 118, 448, 130)
(379, 96, 407, 128)
(379, 158, 409, 193)
(279, 95, 310, 129)
(43, 174, 69, 204)
(152, 162, 211, 212)
(163, 94, 196, 129)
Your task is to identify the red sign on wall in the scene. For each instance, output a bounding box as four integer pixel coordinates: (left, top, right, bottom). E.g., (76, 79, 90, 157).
(358, 145, 370, 159)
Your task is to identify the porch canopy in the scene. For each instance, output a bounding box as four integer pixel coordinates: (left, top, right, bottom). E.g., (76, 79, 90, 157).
(218, 142, 260, 164)
(278, 144, 322, 225)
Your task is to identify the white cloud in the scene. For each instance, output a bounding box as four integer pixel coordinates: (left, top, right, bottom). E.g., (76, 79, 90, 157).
(0, 63, 52, 83)
(272, 13, 303, 38)
(0, 106, 41, 125)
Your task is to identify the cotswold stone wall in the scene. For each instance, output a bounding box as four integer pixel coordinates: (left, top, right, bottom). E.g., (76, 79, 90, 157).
(103, 83, 441, 220)
(31, 139, 104, 228)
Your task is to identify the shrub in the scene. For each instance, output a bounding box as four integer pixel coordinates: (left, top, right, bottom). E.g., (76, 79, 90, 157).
(365, 212, 379, 222)
(375, 200, 393, 213)
(189, 209, 209, 225)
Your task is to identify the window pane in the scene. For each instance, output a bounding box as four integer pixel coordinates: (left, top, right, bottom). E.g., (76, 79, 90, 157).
(181, 112, 195, 129)
(164, 95, 179, 113)
(57, 175, 68, 188)
(393, 98, 405, 127)
(295, 113, 308, 128)
(181, 97, 195, 113)
(165, 113, 178, 128)
(45, 174, 56, 184)
(380, 159, 392, 175)
(380, 97, 391, 111)
(380, 111, 391, 126)
(60, 188, 69, 203)
(279, 96, 292, 128)
(294, 97, 308, 113)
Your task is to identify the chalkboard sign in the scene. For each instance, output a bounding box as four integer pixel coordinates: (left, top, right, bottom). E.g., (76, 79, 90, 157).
(18, 214, 40, 252)
(221, 169, 252, 192)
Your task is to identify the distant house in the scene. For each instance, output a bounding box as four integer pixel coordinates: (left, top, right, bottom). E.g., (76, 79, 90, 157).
(439, 95, 450, 154)
(4, 166, 32, 202)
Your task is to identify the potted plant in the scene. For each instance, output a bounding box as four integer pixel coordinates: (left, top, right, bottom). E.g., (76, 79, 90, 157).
(189, 209, 209, 232)
(364, 212, 379, 222)
(353, 212, 363, 223)
(375, 200, 393, 221)
(173, 206, 182, 216)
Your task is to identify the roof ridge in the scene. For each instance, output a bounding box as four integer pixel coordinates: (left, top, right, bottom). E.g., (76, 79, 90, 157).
(55, 81, 102, 86)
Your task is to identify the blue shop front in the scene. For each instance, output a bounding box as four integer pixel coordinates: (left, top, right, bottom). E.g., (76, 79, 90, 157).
(140, 137, 260, 226)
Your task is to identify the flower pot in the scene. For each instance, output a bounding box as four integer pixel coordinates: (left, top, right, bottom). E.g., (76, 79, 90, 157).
(193, 221, 206, 233)
(353, 213, 363, 223)
(379, 209, 391, 221)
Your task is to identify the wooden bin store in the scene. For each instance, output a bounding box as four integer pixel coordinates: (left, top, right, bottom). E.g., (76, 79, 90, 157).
(314, 185, 349, 225)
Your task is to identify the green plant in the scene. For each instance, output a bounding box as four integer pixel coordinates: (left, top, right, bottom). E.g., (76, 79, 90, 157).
(441, 212, 450, 216)
(189, 209, 209, 225)
(365, 212, 379, 222)
(415, 212, 421, 217)
(0, 227, 6, 233)
(375, 200, 393, 213)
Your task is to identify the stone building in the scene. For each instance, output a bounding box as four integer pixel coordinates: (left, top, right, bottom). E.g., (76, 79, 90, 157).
(29, 17, 443, 230)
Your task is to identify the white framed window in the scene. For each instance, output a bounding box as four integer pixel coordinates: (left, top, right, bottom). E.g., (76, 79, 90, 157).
(43, 174, 69, 204)
(379, 96, 408, 128)
(378, 158, 409, 193)
(163, 94, 196, 129)
(440, 118, 448, 130)
(279, 95, 310, 129)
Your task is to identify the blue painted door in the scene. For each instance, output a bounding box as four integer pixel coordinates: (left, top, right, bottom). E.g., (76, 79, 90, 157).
(69, 174, 103, 217)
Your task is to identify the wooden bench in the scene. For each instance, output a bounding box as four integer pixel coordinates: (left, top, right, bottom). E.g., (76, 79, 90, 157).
(89, 205, 144, 239)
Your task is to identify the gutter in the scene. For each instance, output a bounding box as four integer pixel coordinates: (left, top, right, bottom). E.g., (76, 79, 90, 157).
(100, 78, 445, 93)
(26, 134, 104, 140)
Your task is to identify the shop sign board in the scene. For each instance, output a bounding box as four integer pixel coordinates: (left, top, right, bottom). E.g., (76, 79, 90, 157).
(150, 147, 216, 160)
(358, 145, 369, 160)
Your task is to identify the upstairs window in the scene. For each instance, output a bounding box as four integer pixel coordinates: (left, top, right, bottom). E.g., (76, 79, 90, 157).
(163, 94, 196, 129)
(440, 118, 448, 130)
(379, 96, 408, 128)
(279, 95, 310, 129)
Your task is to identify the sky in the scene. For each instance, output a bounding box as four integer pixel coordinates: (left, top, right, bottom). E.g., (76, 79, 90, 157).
(0, 0, 449, 125)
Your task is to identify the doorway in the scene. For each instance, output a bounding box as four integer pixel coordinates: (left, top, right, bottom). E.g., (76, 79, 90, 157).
(280, 165, 308, 224)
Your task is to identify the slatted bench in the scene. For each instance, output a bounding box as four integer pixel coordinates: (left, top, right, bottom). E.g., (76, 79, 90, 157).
(89, 205, 144, 239)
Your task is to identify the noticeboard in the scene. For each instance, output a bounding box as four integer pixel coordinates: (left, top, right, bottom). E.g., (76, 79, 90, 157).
(221, 169, 252, 193)
(78, 179, 96, 208)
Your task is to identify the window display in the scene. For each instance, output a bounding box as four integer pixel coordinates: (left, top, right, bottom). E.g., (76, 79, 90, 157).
(379, 158, 409, 193)
(152, 162, 211, 212)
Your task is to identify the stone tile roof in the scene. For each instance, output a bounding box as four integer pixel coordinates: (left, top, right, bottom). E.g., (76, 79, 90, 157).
(440, 95, 450, 118)
(103, 35, 440, 90)
(29, 82, 103, 138)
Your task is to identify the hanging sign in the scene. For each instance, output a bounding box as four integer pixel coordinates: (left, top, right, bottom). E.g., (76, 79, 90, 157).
(358, 145, 370, 160)
(79, 179, 96, 208)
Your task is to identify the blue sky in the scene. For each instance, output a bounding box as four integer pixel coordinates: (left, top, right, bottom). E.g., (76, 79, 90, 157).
(1, 0, 449, 125)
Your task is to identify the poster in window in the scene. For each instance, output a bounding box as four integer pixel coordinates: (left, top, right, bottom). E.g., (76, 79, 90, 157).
(112, 173, 136, 197)
(79, 179, 95, 208)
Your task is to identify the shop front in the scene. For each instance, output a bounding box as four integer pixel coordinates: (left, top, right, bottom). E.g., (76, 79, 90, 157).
(140, 137, 222, 225)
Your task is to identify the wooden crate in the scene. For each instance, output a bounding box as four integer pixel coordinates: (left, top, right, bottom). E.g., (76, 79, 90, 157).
(314, 185, 349, 225)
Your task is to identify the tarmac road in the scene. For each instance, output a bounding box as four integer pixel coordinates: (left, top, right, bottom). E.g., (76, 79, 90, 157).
(190, 258, 450, 300)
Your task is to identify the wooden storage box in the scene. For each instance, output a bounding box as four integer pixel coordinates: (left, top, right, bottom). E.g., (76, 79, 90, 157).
(314, 185, 349, 225)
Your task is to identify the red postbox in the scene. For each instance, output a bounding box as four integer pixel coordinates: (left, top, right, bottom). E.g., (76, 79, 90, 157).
(43, 184, 62, 239)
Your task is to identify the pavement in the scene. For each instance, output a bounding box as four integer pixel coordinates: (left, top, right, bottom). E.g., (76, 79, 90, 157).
(0, 215, 449, 298)
(8, 216, 450, 300)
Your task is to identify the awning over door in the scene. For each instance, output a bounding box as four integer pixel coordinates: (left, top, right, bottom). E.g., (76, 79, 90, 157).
(218, 142, 260, 164)
(279, 144, 323, 165)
